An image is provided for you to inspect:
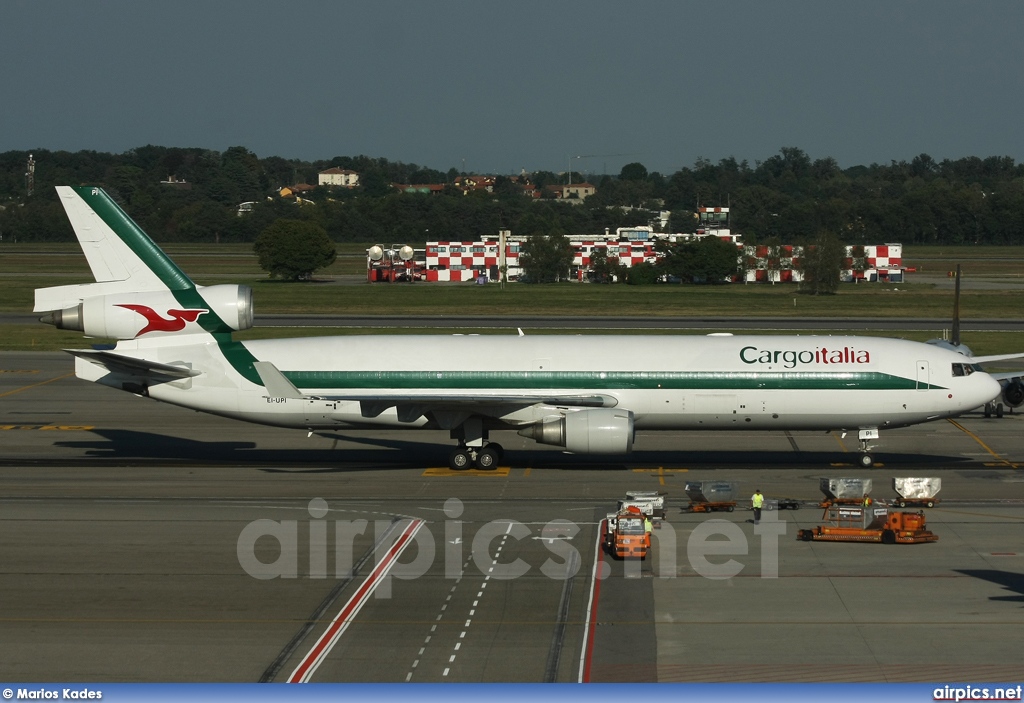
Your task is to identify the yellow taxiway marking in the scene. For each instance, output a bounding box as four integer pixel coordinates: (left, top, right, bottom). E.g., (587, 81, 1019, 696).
(422, 467, 511, 477)
(948, 418, 1020, 469)
(633, 466, 688, 486)
(0, 424, 95, 431)
(831, 431, 849, 452)
(0, 372, 74, 398)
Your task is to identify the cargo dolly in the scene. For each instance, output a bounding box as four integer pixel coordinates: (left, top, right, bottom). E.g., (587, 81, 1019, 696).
(818, 477, 873, 508)
(765, 498, 801, 511)
(685, 481, 738, 513)
(891, 477, 941, 509)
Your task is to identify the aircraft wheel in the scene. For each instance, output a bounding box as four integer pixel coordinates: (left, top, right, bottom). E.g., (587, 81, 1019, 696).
(449, 448, 473, 471)
(996, 403, 1005, 418)
(984, 403, 993, 418)
(858, 453, 874, 468)
(487, 443, 505, 460)
(475, 447, 499, 470)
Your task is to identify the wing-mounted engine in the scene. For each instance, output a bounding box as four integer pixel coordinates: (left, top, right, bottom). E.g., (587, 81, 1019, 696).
(518, 408, 634, 454)
(39, 284, 253, 340)
(1002, 378, 1024, 408)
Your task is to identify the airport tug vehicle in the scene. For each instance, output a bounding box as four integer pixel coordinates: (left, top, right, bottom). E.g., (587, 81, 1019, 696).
(797, 504, 938, 544)
(603, 506, 650, 559)
(685, 481, 738, 513)
(602, 492, 665, 559)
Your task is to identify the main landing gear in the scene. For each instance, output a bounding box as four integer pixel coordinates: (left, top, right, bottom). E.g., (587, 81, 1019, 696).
(448, 417, 504, 470)
(449, 443, 504, 471)
(983, 401, 1005, 419)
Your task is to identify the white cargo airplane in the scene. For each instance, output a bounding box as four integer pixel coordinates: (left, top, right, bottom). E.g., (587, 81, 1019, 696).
(37, 186, 1006, 470)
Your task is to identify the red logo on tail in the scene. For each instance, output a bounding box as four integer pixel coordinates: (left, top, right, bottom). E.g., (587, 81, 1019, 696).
(117, 304, 209, 337)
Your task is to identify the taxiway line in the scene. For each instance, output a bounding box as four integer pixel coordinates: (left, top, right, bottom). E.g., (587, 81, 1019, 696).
(578, 518, 606, 683)
(0, 372, 74, 398)
(947, 418, 1017, 468)
(288, 518, 425, 683)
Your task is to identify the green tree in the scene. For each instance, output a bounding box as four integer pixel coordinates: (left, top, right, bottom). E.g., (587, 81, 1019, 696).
(519, 230, 573, 283)
(625, 261, 659, 285)
(797, 230, 844, 294)
(587, 246, 624, 283)
(619, 162, 649, 181)
(660, 237, 739, 283)
(254, 220, 336, 280)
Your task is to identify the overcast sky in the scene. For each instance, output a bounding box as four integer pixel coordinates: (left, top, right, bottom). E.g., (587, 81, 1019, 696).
(2, 1, 1022, 177)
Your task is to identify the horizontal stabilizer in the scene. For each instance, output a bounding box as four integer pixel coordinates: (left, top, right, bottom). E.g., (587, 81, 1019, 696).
(65, 349, 201, 379)
(253, 361, 305, 399)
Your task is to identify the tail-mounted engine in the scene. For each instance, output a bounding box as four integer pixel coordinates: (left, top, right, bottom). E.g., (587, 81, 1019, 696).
(40, 284, 253, 340)
(518, 408, 634, 454)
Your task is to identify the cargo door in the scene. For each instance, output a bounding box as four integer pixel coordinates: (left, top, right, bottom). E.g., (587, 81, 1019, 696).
(916, 360, 930, 391)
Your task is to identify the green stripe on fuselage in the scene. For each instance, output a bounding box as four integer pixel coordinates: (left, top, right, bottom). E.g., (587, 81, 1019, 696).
(281, 369, 943, 392)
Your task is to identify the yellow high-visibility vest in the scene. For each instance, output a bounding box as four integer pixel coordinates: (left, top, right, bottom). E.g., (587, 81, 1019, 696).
(752, 493, 764, 508)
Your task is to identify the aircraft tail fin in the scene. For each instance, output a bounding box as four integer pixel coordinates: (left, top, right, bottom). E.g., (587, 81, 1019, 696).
(35, 187, 196, 312)
(35, 186, 253, 341)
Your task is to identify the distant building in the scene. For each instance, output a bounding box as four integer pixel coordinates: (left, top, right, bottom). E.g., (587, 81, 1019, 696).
(318, 168, 360, 188)
(280, 184, 315, 197)
(160, 175, 191, 190)
(563, 182, 596, 200)
(543, 183, 596, 202)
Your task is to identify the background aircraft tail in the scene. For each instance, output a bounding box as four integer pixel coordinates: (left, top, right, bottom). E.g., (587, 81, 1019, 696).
(35, 186, 253, 340)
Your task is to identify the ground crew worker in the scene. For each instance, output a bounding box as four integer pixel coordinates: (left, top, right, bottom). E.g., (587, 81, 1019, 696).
(751, 489, 764, 525)
(863, 495, 873, 507)
(644, 516, 652, 533)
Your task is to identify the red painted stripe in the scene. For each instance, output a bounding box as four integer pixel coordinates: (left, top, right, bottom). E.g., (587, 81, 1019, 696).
(289, 519, 423, 683)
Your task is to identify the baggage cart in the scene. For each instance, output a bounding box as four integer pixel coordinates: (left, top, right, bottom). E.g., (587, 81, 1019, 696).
(892, 477, 941, 508)
(819, 477, 873, 507)
(685, 481, 738, 513)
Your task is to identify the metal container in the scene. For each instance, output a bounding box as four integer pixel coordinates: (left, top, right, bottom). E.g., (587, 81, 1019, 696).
(685, 481, 738, 503)
(819, 477, 872, 500)
(892, 477, 941, 500)
(622, 491, 667, 515)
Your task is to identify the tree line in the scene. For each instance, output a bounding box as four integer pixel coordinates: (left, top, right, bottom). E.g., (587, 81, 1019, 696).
(1, 145, 1022, 248)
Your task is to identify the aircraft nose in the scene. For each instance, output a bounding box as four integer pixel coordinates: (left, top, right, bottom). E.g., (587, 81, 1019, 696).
(979, 373, 1002, 405)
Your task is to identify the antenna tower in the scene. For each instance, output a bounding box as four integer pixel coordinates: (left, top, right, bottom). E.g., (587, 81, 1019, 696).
(26, 154, 36, 198)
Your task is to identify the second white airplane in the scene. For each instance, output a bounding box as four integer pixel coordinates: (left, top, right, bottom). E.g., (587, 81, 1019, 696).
(36, 186, 1005, 469)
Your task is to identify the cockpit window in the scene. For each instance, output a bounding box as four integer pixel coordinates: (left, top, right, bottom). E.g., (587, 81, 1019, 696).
(951, 363, 974, 377)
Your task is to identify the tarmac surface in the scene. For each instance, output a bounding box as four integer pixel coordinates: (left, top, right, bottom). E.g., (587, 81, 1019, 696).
(2, 351, 1023, 683)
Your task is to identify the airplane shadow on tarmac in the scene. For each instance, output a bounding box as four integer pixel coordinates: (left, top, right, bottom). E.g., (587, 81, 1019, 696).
(40, 427, 980, 473)
(957, 570, 1024, 604)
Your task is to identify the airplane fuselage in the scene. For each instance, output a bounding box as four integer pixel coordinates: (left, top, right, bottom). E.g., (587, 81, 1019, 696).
(77, 332, 1000, 435)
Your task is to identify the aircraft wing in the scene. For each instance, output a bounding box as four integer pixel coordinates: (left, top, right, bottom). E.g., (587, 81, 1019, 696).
(987, 370, 1024, 382)
(66, 349, 201, 380)
(252, 361, 617, 420)
(969, 352, 1024, 364)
